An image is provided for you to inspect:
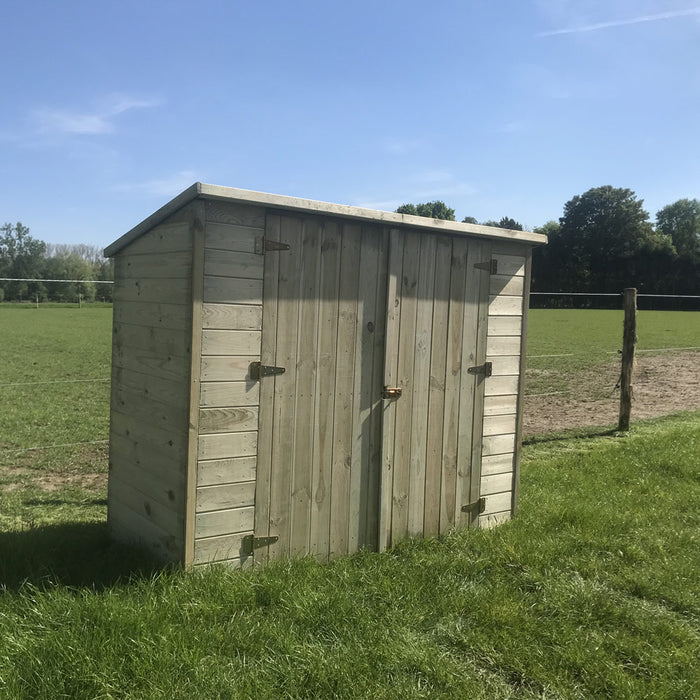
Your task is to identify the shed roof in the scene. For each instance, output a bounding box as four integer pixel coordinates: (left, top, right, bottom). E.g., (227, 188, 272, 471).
(105, 182, 547, 257)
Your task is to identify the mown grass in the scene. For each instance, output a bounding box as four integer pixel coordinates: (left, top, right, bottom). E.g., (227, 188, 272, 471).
(1, 412, 698, 698)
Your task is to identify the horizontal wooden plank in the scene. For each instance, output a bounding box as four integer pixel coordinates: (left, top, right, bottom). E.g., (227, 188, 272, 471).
(479, 511, 511, 529)
(193, 531, 253, 565)
(481, 472, 514, 496)
(116, 251, 192, 280)
(197, 431, 258, 460)
(481, 491, 512, 516)
(205, 200, 266, 228)
(489, 295, 523, 316)
(113, 321, 189, 359)
(195, 506, 255, 539)
(200, 381, 260, 408)
(112, 300, 189, 331)
(109, 433, 186, 490)
(487, 316, 522, 337)
(113, 277, 190, 305)
(486, 335, 521, 357)
(112, 383, 188, 433)
(484, 376, 519, 397)
(483, 395, 518, 417)
(124, 222, 192, 256)
(110, 455, 184, 513)
(480, 452, 515, 476)
(490, 274, 524, 297)
(199, 407, 259, 434)
(202, 303, 262, 331)
(112, 346, 189, 384)
(112, 365, 187, 409)
(110, 409, 188, 462)
(204, 249, 264, 280)
(206, 222, 261, 253)
(492, 253, 525, 277)
(200, 356, 258, 382)
(483, 414, 518, 437)
(197, 481, 256, 512)
(488, 355, 520, 376)
(482, 433, 517, 457)
(203, 275, 263, 305)
(197, 456, 257, 487)
(201, 329, 261, 356)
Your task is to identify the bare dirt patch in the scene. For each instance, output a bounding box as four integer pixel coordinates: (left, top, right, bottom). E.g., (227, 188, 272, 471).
(524, 351, 700, 435)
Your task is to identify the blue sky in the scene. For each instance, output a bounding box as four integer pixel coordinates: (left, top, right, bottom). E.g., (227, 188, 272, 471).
(1, 0, 699, 249)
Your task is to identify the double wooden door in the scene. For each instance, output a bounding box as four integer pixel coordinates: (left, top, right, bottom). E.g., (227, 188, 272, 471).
(254, 213, 491, 561)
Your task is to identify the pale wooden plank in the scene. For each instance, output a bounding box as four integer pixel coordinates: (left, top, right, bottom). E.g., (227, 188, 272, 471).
(481, 491, 512, 516)
(205, 200, 266, 228)
(116, 252, 192, 280)
(197, 431, 257, 460)
(482, 433, 517, 457)
(193, 532, 253, 565)
(112, 322, 189, 360)
(112, 348, 188, 385)
(489, 294, 523, 316)
(196, 481, 256, 512)
(290, 216, 321, 556)
(202, 303, 262, 330)
(492, 253, 525, 277)
(201, 329, 261, 356)
(423, 236, 451, 538)
(480, 453, 515, 476)
(488, 316, 522, 337)
(483, 395, 518, 417)
(483, 414, 518, 437)
(481, 472, 514, 497)
(488, 355, 520, 376)
(490, 274, 524, 297)
(486, 336, 521, 357)
(112, 383, 188, 434)
(110, 410, 187, 462)
(203, 275, 263, 305)
(484, 376, 520, 397)
(329, 223, 361, 557)
(122, 222, 192, 256)
(200, 356, 258, 382)
(199, 407, 258, 434)
(407, 234, 436, 538)
(112, 365, 187, 408)
(204, 249, 265, 280)
(112, 300, 189, 331)
(197, 456, 257, 487)
(112, 277, 190, 305)
(200, 381, 260, 408)
(479, 511, 511, 529)
(309, 221, 341, 558)
(195, 506, 255, 539)
(206, 222, 261, 253)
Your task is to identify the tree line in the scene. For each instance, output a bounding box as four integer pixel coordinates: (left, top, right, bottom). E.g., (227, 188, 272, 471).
(397, 186, 700, 302)
(0, 223, 113, 302)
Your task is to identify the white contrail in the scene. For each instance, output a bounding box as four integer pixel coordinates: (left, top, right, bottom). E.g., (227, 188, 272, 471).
(538, 7, 700, 36)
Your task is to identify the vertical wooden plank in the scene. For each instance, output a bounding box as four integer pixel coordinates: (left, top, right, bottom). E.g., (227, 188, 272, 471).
(407, 235, 436, 537)
(290, 218, 321, 555)
(439, 238, 467, 534)
(423, 236, 451, 538)
(378, 228, 403, 551)
(309, 221, 341, 558)
(329, 223, 361, 557)
(253, 214, 280, 564)
(267, 216, 303, 559)
(184, 201, 205, 569)
(512, 249, 532, 515)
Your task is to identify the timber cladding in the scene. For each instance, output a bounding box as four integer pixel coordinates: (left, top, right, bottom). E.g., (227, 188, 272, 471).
(105, 183, 545, 568)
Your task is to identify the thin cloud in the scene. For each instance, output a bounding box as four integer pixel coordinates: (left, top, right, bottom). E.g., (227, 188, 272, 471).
(538, 7, 700, 36)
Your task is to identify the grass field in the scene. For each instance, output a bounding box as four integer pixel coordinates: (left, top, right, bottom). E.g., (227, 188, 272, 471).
(0, 304, 699, 697)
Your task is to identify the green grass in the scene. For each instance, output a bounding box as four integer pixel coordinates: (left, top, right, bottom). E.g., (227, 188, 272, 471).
(0, 413, 698, 698)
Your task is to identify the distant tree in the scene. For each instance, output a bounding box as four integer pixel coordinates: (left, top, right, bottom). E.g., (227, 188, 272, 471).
(0, 222, 46, 301)
(462, 216, 478, 224)
(43, 252, 96, 302)
(396, 201, 455, 220)
(480, 217, 523, 230)
(656, 199, 700, 261)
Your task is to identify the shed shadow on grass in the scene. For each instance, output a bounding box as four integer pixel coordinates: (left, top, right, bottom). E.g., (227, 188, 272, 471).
(0, 521, 161, 592)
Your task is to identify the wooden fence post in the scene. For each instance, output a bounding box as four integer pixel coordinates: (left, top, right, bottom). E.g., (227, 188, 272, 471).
(618, 288, 637, 431)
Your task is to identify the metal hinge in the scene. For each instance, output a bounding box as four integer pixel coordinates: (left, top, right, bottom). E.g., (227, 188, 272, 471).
(467, 361, 493, 377)
(255, 237, 291, 254)
(382, 386, 402, 399)
(241, 534, 278, 556)
(461, 497, 486, 514)
(474, 259, 497, 274)
(250, 362, 286, 381)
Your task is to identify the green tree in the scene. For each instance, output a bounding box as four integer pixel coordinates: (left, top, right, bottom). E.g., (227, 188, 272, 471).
(462, 216, 478, 224)
(43, 252, 96, 302)
(0, 222, 46, 301)
(656, 198, 700, 261)
(396, 201, 455, 220)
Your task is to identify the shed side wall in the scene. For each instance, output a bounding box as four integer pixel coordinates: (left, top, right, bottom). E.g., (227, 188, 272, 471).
(193, 201, 265, 566)
(108, 206, 194, 562)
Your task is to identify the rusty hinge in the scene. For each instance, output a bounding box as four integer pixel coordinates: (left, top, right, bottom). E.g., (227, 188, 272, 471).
(241, 534, 278, 556)
(250, 362, 286, 381)
(461, 497, 486, 514)
(474, 259, 497, 274)
(382, 386, 402, 399)
(255, 237, 291, 254)
(467, 361, 493, 377)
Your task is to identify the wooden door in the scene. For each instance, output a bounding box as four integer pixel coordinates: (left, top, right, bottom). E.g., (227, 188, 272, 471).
(378, 229, 492, 550)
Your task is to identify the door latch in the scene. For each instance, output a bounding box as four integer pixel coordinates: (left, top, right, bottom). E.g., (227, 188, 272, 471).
(382, 386, 402, 399)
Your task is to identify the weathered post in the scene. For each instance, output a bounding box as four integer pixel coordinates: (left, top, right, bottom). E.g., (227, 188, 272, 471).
(618, 288, 637, 431)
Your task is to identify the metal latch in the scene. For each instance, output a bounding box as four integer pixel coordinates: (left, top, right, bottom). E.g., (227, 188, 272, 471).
(382, 386, 402, 399)
(255, 237, 291, 254)
(474, 259, 497, 274)
(241, 534, 278, 556)
(467, 361, 493, 377)
(250, 362, 286, 381)
(461, 497, 486, 514)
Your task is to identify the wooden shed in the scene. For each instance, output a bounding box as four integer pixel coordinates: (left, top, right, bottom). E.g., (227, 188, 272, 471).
(105, 183, 546, 568)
